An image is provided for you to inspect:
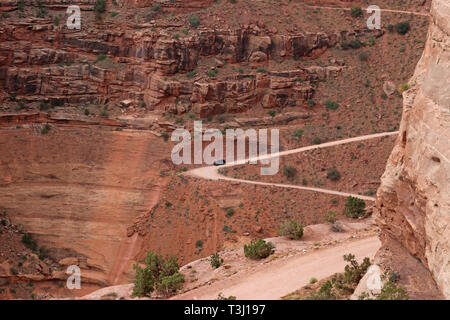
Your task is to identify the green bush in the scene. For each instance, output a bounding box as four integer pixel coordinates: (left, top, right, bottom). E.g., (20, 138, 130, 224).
(282, 165, 297, 179)
(307, 280, 335, 300)
(186, 70, 197, 79)
(395, 21, 410, 35)
(207, 68, 218, 78)
(378, 280, 409, 300)
(313, 137, 321, 144)
(326, 168, 341, 181)
(341, 39, 364, 50)
(267, 109, 276, 117)
(278, 220, 303, 240)
(225, 208, 234, 218)
(132, 252, 185, 297)
(41, 124, 51, 135)
(325, 210, 336, 224)
(325, 99, 338, 110)
(256, 67, 267, 73)
(244, 239, 274, 260)
(350, 7, 363, 18)
(189, 15, 200, 28)
(292, 128, 304, 139)
(94, 0, 106, 19)
(195, 240, 203, 248)
(209, 253, 224, 269)
(151, 4, 161, 11)
(344, 196, 366, 218)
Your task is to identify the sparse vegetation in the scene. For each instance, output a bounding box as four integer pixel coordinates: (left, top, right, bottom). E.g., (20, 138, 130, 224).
(282, 165, 297, 179)
(350, 7, 363, 18)
(325, 99, 339, 110)
(306, 254, 371, 299)
(94, 0, 106, 20)
(325, 210, 336, 224)
(132, 251, 185, 297)
(395, 21, 411, 35)
(278, 220, 303, 240)
(209, 253, 224, 269)
(344, 196, 366, 219)
(41, 124, 51, 135)
(188, 15, 200, 28)
(326, 168, 341, 181)
(244, 239, 275, 260)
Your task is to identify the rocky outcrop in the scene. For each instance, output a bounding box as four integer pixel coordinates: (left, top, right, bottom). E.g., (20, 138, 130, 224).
(375, 0, 449, 298)
(0, 14, 380, 116)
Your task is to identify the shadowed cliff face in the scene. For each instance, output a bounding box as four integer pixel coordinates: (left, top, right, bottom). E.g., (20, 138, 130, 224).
(376, 0, 449, 298)
(0, 124, 172, 288)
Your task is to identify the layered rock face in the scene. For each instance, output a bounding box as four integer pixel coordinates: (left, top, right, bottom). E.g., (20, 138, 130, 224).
(0, 122, 172, 287)
(376, 0, 449, 298)
(0, 4, 381, 117)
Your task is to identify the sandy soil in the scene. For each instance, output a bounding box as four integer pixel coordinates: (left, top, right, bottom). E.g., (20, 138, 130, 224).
(173, 235, 380, 300)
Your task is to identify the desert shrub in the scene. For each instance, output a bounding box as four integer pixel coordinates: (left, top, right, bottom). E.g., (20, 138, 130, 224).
(217, 293, 237, 300)
(345, 196, 366, 218)
(41, 124, 51, 135)
(341, 39, 364, 50)
(378, 280, 409, 300)
(325, 99, 338, 110)
(350, 6, 363, 18)
(132, 252, 185, 297)
(209, 253, 224, 269)
(310, 277, 318, 284)
(188, 15, 200, 28)
(182, 28, 189, 35)
(244, 239, 275, 260)
(331, 254, 371, 295)
(278, 220, 303, 240)
(207, 68, 218, 78)
(161, 132, 169, 142)
(395, 21, 410, 35)
(110, 11, 118, 17)
(398, 83, 409, 93)
(151, 4, 161, 11)
(326, 168, 341, 181)
(313, 137, 321, 144)
(10, 268, 18, 275)
(39, 102, 52, 111)
(267, 109, 276, 117)
(325, 210, 336, 224)
(225, 208, 234, 218)
(94, 0, 106, 19)
(282, 165, 297, 179)
(21, 233, 38, 252)
(256, 67, 267, 73)
(307, 280, 335, 300)
(195, 240, 203, 248)
(186, 70, 197, 79)
(292, 128, 303, 139)
(307, 99, 315, 107)
(387, 24, 394, 33)
(18, 0, 25, 12)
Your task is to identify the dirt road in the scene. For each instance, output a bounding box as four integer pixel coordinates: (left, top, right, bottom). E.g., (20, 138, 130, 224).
(173, 236, 381, 300)
(187, 131, 399, 201)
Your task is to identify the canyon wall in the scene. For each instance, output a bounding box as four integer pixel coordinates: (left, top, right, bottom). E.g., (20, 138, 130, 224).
(0, 121, 173, 287)
(375, 0, 449, 298)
